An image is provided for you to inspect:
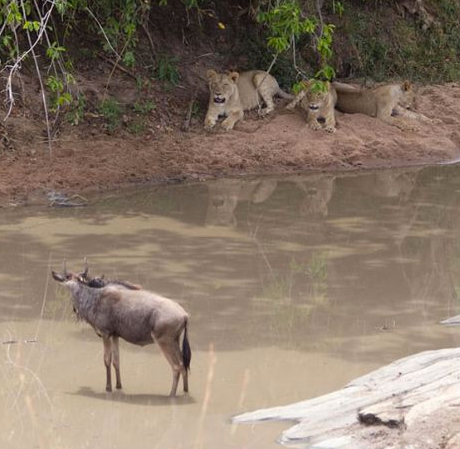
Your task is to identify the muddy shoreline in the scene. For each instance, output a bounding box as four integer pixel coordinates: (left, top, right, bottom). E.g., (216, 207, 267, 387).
(1, 83, 460, 208)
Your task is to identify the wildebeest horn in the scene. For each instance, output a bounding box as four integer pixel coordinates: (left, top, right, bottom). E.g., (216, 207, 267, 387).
(81, 257, 89, 278)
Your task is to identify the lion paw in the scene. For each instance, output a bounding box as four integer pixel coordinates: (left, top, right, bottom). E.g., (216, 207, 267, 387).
(309, 122, 322, 131)
(204, 119, 216, 130)
(221, 120, 235, 131)
(258, 107, 274, 117)
(325, 125, 336, 133)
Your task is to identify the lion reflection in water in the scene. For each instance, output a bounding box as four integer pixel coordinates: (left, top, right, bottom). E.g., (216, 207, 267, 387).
(205, 179, 278, 227)
(205, 176, 338, 226)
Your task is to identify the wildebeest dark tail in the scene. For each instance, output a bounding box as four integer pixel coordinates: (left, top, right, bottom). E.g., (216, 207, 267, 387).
(182, 318, 191, 371)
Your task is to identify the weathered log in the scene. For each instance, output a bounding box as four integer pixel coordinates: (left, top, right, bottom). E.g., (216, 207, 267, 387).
(232, 348, 460, 449)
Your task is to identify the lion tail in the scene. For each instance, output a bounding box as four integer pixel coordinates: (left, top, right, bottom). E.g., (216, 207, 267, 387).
(332, 82, 363, 93)
(277, 88, 295, 100)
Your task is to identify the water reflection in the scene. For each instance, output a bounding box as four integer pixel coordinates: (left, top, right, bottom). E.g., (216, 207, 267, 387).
(2, 164, 460, 449)
(206, 179, 278, 226)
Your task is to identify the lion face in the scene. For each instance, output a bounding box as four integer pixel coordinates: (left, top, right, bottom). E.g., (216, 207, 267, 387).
(300, 81, 331, 114)
(398, 81, 416, 109)
(305, 91, 330, 113)
(207, 70, 239, 106)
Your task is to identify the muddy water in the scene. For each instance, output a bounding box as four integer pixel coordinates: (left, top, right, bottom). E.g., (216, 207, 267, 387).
(2, 164, 460, 449)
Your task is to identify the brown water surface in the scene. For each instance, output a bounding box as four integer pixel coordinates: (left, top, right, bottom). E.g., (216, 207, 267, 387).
(2, 165, 460, 449)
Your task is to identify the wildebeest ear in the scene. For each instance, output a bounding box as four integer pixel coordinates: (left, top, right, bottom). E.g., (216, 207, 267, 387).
(207, 69, 218, 81)
(229, 71, 239, 83)
(402, 80, 412, 91)
(51, 270, 66, 282)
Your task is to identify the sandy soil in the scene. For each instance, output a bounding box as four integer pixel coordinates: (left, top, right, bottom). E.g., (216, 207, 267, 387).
(1, 82, 460, 207)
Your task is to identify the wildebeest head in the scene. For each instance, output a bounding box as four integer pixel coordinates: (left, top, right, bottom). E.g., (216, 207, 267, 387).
(51, 260, 83, 283)
(51, 258, 140, 290)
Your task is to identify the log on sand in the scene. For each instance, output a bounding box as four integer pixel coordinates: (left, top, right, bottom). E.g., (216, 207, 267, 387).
(232, 347, 460, 449)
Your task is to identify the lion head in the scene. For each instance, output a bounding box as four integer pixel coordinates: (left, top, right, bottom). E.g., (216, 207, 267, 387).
(206, 70, 239, 106)
(398, 81, 416, 109)
(299, 80, 332, 113)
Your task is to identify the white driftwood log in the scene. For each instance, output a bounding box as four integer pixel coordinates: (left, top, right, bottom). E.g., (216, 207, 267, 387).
(232, 348, 460, 449)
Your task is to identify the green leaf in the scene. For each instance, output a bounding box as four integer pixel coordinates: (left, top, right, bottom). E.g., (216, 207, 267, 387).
(310, 80, 326, 94)
(292, 81, 306, 95)
(123, 51, 135, 67)
(267, 36, 289, 53)
(23, 20, 40, 32)
(46, 42, 66, 61)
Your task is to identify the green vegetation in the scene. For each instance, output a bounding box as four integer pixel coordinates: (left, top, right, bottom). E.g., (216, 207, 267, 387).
(99, 97, 124, 132)
(260, 251, 329, 306)
(66, 94, 86, 126)
(335, 0, 460, 82)
(257, 251, 330, 339)
(156, 54, 181, 86)
(256, 0, 336, 92)
(129, 99, 156, 133)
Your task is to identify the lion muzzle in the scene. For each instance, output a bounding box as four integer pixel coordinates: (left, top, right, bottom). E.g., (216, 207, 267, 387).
(214, 96, 226, 104)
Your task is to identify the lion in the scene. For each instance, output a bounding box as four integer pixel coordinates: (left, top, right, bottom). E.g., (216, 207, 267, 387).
(286, 80, 338, 133)
(333, 81, 436, 131)
(204, 69, 293, 131)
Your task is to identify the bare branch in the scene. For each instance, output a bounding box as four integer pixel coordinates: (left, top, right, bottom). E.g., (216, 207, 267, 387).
(85, 6, 121, 60)
(2, 0, 56, 122)
(18, 0, 52, 154)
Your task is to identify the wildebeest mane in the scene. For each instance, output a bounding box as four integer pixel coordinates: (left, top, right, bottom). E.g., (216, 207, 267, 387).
(85, 276, 141, 290)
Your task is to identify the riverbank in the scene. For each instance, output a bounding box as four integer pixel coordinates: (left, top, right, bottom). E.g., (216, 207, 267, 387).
(1, 82, 460, 207)
(233, 348, 460, 449)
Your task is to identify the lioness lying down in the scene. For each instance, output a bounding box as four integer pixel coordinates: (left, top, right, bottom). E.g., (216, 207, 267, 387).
(286, 80, 338, 133)
(333, 81, 435, 131)
(204, 70, 293, 131)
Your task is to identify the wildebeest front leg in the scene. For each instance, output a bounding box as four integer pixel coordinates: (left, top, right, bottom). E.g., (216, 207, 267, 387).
(103, 336, 113, 392)
(112, 336, 122, 389)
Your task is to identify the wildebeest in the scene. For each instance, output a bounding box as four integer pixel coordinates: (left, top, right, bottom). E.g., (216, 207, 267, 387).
(51, 261, 191, 396)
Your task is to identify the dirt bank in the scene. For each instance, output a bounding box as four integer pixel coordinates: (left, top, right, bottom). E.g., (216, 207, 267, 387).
(1, 82, 460, 207)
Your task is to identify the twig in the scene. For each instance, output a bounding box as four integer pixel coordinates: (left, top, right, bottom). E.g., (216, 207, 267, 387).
(103, 38, 132, 96)
(85, 7, 120, 59)
(291, 34, 309, 81)
(33, 0, 72, 132)
(100, 54, 138, 81)
(19, 0, 52, 156)
(141, 21, 156, 62)
(181, 95, 196, 132)
(3, 0, 55, 122)
(316, 0, 325, 34)
(33, 252, 52, 342)
(2, 339, 37, 345)
(255, 53, 279, 112)
(194, 343, 216, 449)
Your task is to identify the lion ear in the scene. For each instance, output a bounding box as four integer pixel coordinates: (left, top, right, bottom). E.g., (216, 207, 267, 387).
(402, 80, 412, 91)
(229, 72, 239, 83)
(207, 70, 218, 81)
